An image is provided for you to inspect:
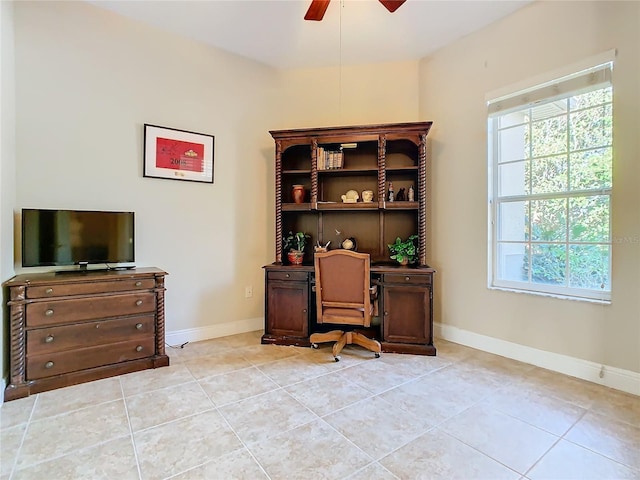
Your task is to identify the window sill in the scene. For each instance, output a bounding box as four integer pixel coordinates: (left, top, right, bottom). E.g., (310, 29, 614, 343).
(488, 285, 611, 305)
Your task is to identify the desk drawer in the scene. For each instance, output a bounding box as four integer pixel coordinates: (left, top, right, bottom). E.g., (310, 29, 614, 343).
(27, 337, 155, 380)
(27, 315, 155, 355)
(27, 279, 156, 299)
(268, 271, 308, 282)
(26, 293, 156, 327)
(383, 273, 432, 285)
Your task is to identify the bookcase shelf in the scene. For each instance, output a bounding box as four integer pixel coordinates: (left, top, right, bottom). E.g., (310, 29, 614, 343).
(271, 122, 432, 265)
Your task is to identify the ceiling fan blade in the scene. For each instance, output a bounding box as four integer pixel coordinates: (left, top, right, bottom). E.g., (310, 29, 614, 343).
(379, 0, 406, 13)
(304, 0, 331, 21)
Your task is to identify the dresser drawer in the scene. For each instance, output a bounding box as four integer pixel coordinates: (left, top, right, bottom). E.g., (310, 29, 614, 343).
(26, 293, 156, 327)
(27, 315, 155, 355)
(26, 279, 156, 299)
(27, 337, 155, 380)
(268, 271, 308, 282)
(383, 273, 432, 285)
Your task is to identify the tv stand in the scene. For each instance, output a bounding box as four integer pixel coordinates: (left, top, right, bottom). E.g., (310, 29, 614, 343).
(3, 267, 169, 401)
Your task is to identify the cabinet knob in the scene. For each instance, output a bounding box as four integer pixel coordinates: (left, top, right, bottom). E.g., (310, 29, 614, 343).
(45, 335, 54, 343)
(136, 345, 143, 352)
(384, 311, 389, 316)
(45, 309, 54, 317)
(45, 361, 54, 369)
(135, 281, 142, 287)
(45, 288, 53, 295)
(302, 309, 307, 313)
(286, 273, 290, 278)
(136, 300, 143, 306)
(405, 276, 410, 281)
(135, 323, 143, 330)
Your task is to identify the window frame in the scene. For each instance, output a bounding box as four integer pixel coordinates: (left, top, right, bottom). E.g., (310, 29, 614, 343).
(487, 59, 614, 303)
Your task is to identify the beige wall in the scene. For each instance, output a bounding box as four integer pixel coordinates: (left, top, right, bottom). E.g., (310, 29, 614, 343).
(420, 0, 640, 373)
(12, 1, 280, 335)
(1, 0, 17, 393)
(276, 61, 420, 128)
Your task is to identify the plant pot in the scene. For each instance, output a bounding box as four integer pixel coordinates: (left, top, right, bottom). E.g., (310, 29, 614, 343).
(287, 250, 304, 265)
(398, 257, 409, 266)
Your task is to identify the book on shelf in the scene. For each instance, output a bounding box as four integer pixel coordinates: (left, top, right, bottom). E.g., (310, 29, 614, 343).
(317, 147, 343, 170)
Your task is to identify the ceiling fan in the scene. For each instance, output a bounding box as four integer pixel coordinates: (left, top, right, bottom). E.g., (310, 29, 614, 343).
(304, 0, 407, 21)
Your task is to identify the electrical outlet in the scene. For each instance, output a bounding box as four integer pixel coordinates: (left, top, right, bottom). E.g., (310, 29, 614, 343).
(245, 286, 253, 298)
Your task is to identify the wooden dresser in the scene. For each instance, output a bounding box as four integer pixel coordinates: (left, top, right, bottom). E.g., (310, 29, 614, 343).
(3, 267, 169, 401)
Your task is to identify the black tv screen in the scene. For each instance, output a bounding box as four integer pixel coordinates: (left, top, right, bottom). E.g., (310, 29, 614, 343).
(22, 209, 135, 267)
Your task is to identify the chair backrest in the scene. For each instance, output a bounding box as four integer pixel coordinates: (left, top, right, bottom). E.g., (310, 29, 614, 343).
(314, 250, 371, 327)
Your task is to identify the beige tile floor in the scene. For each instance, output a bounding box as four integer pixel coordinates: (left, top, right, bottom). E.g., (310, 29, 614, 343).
(1, 331, 639, 480)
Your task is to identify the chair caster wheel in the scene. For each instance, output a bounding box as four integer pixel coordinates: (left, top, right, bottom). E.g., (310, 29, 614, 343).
(375, 352, 381, 358)
(311, 343, 319, 349)
(334, 356, 340, 362)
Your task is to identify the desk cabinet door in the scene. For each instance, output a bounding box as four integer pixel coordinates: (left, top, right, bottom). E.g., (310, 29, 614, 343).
(266, 281, 309, 338)
(382, 284, 431, 344)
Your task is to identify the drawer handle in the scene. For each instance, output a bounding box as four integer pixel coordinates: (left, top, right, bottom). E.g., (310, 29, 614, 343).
(45, 309, 54, 317)
(135, 323, 143, 330)
(45, 335, 54, 343)
(135, 281, 142, 287)
(45, 361, 54, 369)
(45, 288, 53, 295)
(136, 345, 143, 352)
(136, 300, 143, 306)
(286, 273, 290, 278)
(405, 276, 410, 281)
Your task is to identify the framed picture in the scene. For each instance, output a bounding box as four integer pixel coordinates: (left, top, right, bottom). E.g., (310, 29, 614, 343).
(143, 124, 214, 183)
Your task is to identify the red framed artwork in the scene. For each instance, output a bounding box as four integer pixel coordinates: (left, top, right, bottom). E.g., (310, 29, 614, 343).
(143, 124, 214, 183)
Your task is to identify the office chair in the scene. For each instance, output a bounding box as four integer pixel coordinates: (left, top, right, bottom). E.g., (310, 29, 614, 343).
(310, 250, 382, 361)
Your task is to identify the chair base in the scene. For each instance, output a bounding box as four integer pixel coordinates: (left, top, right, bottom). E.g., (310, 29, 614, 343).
(310, 330, 381, 360)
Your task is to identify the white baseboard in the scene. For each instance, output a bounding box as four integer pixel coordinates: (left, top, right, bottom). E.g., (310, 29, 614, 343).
(0, 377, 4, 408)
(434, 322, 640, 396)
(165, 317, 264, 347)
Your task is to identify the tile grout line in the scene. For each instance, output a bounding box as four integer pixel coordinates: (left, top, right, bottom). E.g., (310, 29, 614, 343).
(197, 383, 273, 480)
(119, 376, 144, 480)
(7, 392, 39, 480)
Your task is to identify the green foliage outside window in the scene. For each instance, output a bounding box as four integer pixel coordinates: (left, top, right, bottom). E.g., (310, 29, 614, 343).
(508, 88, 612, 290)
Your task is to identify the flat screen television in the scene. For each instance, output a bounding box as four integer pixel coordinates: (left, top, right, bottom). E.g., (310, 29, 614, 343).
(22, 208, 135, 268)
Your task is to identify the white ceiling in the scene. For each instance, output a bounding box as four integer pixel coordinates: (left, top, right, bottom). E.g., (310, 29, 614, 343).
(89, 0, 533, 69)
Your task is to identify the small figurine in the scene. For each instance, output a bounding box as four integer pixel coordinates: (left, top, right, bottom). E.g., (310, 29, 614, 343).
(341, 190, 359, 203)
(408, 185, 415, 202)
(388, 182, 394, 202)
(396, 188, 406, 202)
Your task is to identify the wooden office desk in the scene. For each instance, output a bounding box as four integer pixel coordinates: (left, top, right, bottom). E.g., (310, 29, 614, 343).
(262, 263, 436, 355)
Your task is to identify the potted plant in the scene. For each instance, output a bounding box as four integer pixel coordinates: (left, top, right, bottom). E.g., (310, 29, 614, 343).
(388, 234, 419, 266)
(283, 231, 311, 265)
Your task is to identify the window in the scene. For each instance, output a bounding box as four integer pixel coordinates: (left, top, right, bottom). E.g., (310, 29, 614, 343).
(488, 62, 613, 302)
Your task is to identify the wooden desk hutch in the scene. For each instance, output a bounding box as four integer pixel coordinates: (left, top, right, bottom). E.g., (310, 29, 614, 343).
(262, 122, 436, 355)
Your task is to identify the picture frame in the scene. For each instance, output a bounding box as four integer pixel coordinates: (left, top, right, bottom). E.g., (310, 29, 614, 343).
(143, 124, 214, 183)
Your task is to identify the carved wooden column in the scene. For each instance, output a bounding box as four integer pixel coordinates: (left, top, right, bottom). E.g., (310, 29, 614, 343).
(378, 134, 387, 206)
(311, 139, 318, 207)
(418, 133, 427, 266)
(154, 272, 167, 357)
(7, 285, 27, 396)
(275, 139, 283, 263)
